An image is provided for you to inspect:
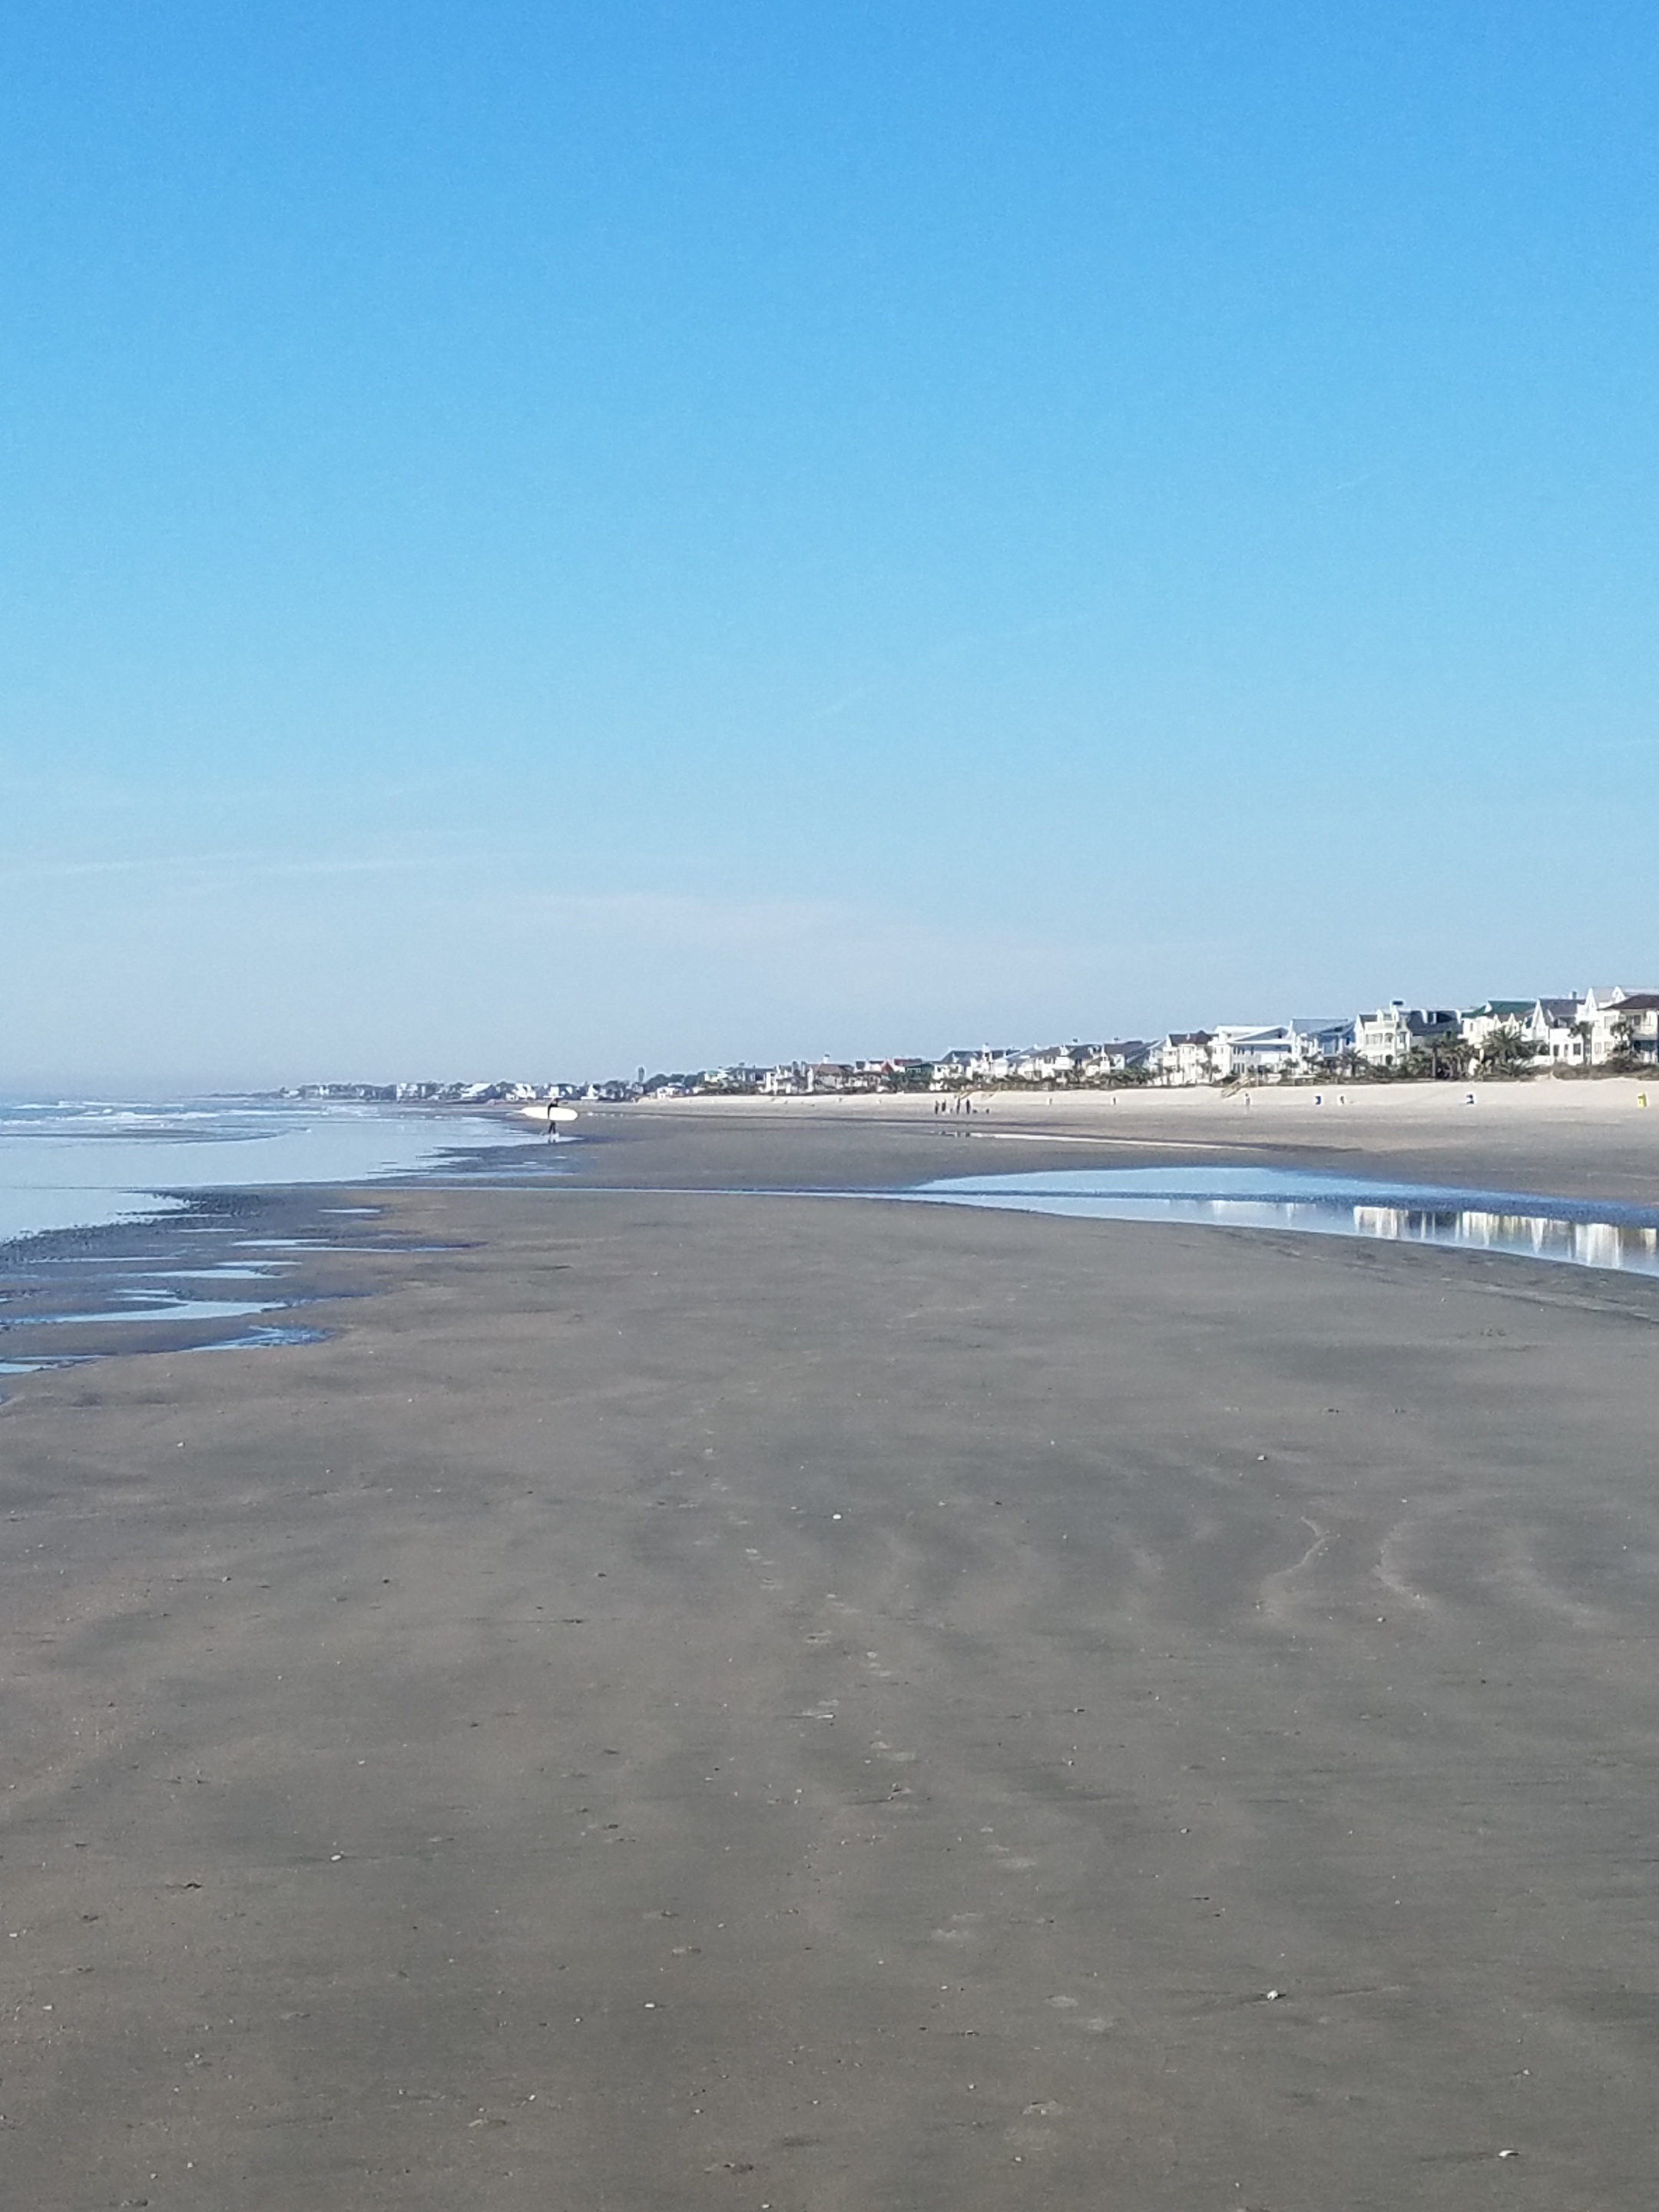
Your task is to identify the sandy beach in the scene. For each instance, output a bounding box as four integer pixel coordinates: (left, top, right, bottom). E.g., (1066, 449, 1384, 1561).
(616, 1075, 1659, 1202)
(3, 1094, 1658, 2208)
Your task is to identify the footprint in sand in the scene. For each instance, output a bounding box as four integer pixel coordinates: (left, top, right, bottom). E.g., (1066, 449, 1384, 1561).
(869, 1738, 917, 1764)
(930, 1916, 982, 1945)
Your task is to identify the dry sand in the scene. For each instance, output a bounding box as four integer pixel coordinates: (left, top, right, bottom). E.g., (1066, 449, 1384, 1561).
(3, 1099, 1658, 2209)
(615, 1075, 1659, 1202)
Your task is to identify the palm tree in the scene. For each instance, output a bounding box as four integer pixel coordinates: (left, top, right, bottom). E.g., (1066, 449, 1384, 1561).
(1476, 1025, 1542, 1078)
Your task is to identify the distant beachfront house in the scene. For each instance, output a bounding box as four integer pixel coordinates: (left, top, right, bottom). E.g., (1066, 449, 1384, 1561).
(1459, 1001, 1535, 1051)
(1151, 1031, 1215, 1086)
(796, 1060, 889, 1093)
(1526, 998, 1587, 1068)
(880, 1057, 933, 1089)
(1353, 1005, 1459, 1068)
(1587, 991, 1659, 1066)
(1015, 1045, 1084, 1084)
(1289, 1016, 1353, 1071)
(940, 1047, 1025, 1085)
(1579, 988, 1631, 1060)
(1406, 1008, 1462, 1059)
(1077, 1039, 1150, 1081)
(1211, 1025, 1296, 1081)
(929, 1050, 979, 1088)
(1216, 1022, 1353, 1081)
(1572, 986, 1659, 1066)
(1353, 1008, 1409, 1065)
(760, 1063, 807, 1095)
(1613, 995, 1659, 1063)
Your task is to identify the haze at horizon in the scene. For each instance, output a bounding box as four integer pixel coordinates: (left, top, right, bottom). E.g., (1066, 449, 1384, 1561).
(5, 3, 1656, 1091)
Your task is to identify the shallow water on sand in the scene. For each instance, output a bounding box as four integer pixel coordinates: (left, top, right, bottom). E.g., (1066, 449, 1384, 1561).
(0, 1098, 568, 1373)
(914, 1164, 1659, 1276)
(0, 1098, 528, 1247)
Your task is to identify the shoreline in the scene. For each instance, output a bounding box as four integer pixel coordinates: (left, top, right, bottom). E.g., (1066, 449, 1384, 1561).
(0, 1118, 571, 1377)
(5, 1081, 1657, 1383)
(0, 1094, 551, 1260)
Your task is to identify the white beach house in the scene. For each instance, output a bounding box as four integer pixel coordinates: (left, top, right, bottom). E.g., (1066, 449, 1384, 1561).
(1353, 1005, 1460, 1068)
(1584, 990, 1659, 1066)
(1151, 1031, 1215, 1086)
(1290, 1017, 1354, 1071)
(1525, 998, 1587, 1067)
(1459, 1001, 1535, 1052)
(1077, 1040, 1151, 1081)
(1210, 1026, 1295, 1081)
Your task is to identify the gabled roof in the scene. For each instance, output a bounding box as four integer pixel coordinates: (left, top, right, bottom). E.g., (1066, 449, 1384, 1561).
(1533, 997, 1579, 1024)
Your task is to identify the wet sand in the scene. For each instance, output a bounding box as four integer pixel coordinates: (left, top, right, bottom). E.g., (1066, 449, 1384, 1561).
(3, 1103, 1658, 2209)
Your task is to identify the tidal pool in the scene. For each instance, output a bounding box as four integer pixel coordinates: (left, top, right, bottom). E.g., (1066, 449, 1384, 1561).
(912, 1166, 1659, 1277)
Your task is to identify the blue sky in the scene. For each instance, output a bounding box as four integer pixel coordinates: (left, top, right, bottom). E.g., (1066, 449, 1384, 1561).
(5, 2, 1656, 1088)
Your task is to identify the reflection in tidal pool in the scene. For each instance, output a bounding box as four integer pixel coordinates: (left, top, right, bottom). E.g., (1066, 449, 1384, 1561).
(912, 1167, 1659, 1277)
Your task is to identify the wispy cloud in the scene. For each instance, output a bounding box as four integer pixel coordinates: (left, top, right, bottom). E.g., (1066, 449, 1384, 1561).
(7, 849, 479, 885)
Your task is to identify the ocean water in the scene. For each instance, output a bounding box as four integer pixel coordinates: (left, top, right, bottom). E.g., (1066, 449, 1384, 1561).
(914, 1165, 1659, 1277)
(0, 1098, 565, 1377)
(0, 1098, 537, 1250)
